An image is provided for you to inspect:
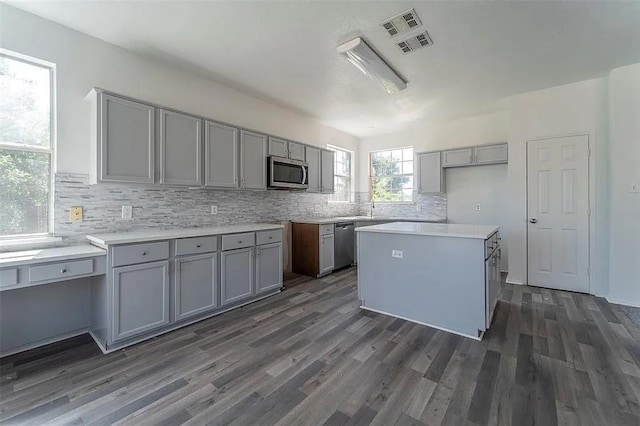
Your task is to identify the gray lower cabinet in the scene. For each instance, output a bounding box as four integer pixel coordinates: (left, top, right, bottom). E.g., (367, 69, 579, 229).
(240, 130, 268, 189)
(174, 253, 217, 321)
(319, 233, 335, 276)
(417, 151, 444, 194)
(112, 260, 170, 342)
(221, 247, 254, 306)
(256, 242, 282, 294)
(205, 121, 239, 188)
(474, 143, 508, 164)
(159, 109, 202, 186)
(92, 91, 155, 184)
(442, 147, 473, 168)
(321, 149, 335, 193)
(306, 146, 321, 193)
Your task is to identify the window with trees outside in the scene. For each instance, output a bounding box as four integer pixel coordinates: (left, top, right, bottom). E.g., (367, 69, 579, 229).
(370, 147, 413, 202)
(328, 145, 353, 203)
(0, 51, 54, 238)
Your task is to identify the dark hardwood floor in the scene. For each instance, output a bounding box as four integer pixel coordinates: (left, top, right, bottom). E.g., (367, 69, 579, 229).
(1, 267, 639, 425)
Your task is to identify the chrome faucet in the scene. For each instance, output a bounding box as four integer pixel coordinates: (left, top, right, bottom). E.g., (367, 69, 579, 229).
(369, 198, 375, 217)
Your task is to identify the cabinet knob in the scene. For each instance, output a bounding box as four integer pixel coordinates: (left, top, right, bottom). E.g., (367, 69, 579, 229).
(141, 251, 147, 256)
(268, 236, 273, 239)
(61, 268, 67, 274)
(196, 244, 201, 248)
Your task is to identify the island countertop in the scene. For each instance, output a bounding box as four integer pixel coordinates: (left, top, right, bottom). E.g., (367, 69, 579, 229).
(291, 216, 445, 225)
(355, 222, 499, 239)
(86, 223, 284, 246)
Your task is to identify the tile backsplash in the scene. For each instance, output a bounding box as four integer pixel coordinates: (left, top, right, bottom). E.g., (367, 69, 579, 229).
(3, 173, 447, 251)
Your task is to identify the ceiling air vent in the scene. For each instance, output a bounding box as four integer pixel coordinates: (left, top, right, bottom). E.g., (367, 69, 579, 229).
(380, 9, 422, 37)
(396, 30, 433, 54)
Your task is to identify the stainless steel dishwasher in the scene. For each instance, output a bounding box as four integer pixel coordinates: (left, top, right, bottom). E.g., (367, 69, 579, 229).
(334, 222, 355, 270)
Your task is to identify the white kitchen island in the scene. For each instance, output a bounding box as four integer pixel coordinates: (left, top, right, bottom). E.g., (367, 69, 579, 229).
(356, 222, 501, 340)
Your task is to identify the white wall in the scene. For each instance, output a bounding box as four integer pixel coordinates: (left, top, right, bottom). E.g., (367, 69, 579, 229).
(506, 78, 610, 297)
(0, 4, 359, 175)
(357, 112, 507, 192)
(608, 63, 640, 307)
(446, 164, 509, 270)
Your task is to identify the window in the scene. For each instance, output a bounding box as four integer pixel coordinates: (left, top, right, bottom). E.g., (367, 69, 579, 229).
(0, 51, 54, 238)
(328, 145, 353, 202)
(370, 147, 413, 202)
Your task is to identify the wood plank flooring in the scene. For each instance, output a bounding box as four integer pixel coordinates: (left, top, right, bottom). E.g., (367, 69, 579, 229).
(1, 268, 640, 425)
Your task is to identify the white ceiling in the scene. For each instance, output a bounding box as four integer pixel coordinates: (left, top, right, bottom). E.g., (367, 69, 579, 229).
(9, 1, 640, 137)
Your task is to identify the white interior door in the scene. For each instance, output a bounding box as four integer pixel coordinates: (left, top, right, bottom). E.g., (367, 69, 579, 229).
(527, 135, 589, 293)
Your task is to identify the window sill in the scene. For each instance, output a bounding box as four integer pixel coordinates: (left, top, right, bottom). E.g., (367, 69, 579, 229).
(0, 236, 63, 249)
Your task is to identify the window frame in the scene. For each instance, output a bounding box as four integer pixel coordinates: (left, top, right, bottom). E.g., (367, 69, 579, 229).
(327, 144, 354, 203)
(0, 48, 56, 240)
(369, 146, 414, 203)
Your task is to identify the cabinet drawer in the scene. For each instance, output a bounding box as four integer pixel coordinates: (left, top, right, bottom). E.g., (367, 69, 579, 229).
(175, 236, 218, 256)
(29, 259, 93, 283)
(0, 268, 18, 288)
(222, 232, 255, 251)
(112, 241, 169, 267)
(256, 230, 282, 245)
(320, 224, 334, 235)
(484, 233, 500, 258)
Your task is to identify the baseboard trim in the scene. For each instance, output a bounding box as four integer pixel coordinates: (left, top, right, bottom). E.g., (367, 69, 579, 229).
(506, 275, 524, 285)
(1, 328, 89, 358)
(606, 297, 640, 308)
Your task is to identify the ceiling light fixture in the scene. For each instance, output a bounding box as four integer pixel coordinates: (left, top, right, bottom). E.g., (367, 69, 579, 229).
(336, 37, 407, 94)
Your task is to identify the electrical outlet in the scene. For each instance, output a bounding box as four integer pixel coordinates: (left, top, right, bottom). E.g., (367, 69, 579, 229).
(211, 205, 218, 215)
(475, 203, 481, 211)
(392, 250, 403, 259)
(631, 183, 640, 193)
(121, 205, 133, 220)
(416, 204, 422, 212)
(70, 206, 83, 222)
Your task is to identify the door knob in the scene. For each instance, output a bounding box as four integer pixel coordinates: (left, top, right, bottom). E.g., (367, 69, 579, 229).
(529, 218, 538, 224)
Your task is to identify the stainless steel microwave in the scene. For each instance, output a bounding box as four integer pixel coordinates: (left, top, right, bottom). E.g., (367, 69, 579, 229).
(267, 156, 309, 190)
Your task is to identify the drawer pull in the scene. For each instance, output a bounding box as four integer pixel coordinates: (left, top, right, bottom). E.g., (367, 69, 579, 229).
(141, 251, 147, 256)
(196, 244, 201, 248)
(61, 268, 68, 274)
(238, 240, 242, 244)
(268, 236, 273, 239)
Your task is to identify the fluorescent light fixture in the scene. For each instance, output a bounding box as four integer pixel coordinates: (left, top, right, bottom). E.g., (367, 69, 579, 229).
(336, 37, 407, 94)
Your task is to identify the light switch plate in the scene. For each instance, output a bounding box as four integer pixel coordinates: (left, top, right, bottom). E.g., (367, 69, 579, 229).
(392, 250, 403, 259)
(631, 183, 639, 193)
(70, 206, 83, 222)
(121, 205, 133, 220)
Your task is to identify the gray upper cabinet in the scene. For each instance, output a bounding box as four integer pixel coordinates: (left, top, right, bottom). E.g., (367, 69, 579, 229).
(306, 146, 321, 193)
(473, 143, 508, 165)
(159, 109, 202, 186)
(288, 142, 306, 161)
(418, 152, 444, 194)
(221, 247, 254, 306)
(95, 92, 155, 184)
(205, 121, 239, 188)
(112, 260, 169, 342)
(240, 130, 268, 190)
(442, 147, 473, 168)
(174, 253, 217, 321)
(268, 137, 288, 158)
(256, 242, 282, 294)
(320, 149, 335, 194)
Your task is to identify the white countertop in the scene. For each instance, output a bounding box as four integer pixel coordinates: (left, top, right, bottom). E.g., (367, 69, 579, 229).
(0, 244, 106, 268)
(355, 222, 499, 239)
(291, 216, 445, 225)
(86, 223, 284, 246)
